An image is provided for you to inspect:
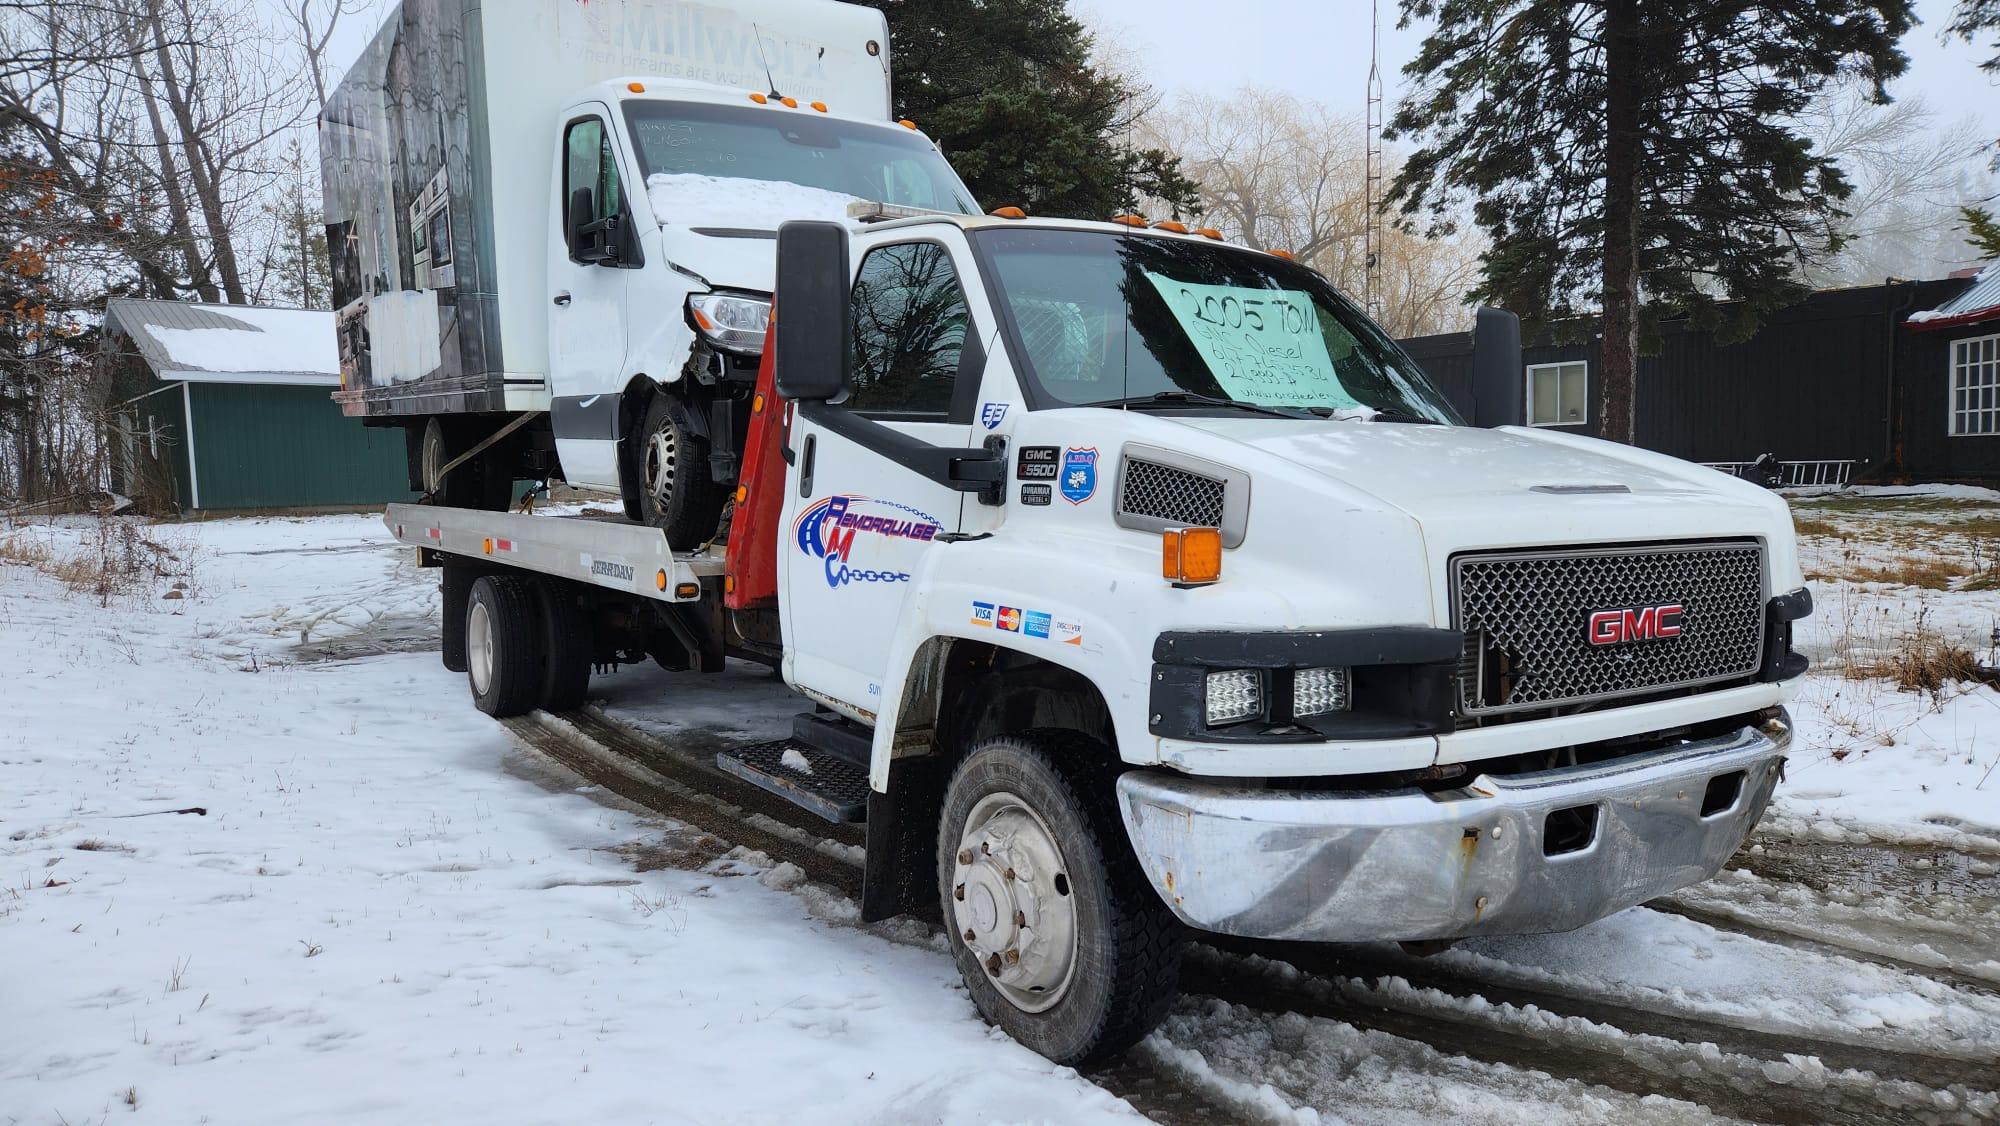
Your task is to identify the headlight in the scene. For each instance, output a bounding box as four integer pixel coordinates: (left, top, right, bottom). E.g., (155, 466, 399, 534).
(687, 292, 771, 354)
(1205, 669, 1262, 725)
(1293, 667, 1351, 717)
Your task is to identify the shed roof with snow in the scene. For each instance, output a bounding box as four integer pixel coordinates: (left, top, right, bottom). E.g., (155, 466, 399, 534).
(1906, 265, 2000, 333)
(100, 299, 410, 512)
(102, 298, 339, 386)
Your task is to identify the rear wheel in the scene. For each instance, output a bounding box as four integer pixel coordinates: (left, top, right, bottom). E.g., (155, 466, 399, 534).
(633, 391, 721, 550)
(536, 580, 593, 712)
(466, 574, 543, 718)
(421, 417, 514, 511)
(937, 731, 1182, 1064)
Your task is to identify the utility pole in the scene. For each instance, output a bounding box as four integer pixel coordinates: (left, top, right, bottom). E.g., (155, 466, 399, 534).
(1364, 0, 1385, 321)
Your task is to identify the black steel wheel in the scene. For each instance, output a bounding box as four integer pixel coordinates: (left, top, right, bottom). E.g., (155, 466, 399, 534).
(633, 391, 721, 550)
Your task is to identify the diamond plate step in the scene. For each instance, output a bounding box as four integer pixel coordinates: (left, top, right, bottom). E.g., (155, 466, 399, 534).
(715, 740, 869, 823)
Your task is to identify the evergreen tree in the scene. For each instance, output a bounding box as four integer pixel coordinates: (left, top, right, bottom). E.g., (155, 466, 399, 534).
(1387, 0, 1913, 444)
(879, 0, 1198, 220)
(260, 136, 331, 309)
(1966, 206, 2000, 261)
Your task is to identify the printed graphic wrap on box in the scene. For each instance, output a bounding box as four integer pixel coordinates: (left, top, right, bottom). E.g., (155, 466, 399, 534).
(792, 494, 940, 589)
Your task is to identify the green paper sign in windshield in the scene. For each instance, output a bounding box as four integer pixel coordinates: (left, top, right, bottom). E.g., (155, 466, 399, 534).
(1142, 273, 1358, 409)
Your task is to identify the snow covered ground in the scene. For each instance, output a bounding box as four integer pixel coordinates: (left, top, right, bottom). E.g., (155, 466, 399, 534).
(3, 500, 1997, 1124)
(0, 516, 1135, 1125)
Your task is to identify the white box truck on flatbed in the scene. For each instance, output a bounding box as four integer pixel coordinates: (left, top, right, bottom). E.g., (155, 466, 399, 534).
(322, 0, 977, 544)
(377, 201, 1812, 1064)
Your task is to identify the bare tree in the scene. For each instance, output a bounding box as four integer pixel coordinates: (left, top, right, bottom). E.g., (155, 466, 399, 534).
(1798, 88, 1997, 285)
(1144, 89, 1485, 338)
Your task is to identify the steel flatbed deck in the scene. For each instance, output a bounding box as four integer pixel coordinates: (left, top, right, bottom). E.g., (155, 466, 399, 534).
(384, 502, 722, 604)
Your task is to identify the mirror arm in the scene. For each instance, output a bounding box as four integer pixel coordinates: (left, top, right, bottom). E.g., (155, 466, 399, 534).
(796, 400, 1003, 493)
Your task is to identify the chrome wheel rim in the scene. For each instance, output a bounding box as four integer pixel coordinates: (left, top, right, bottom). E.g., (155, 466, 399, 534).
(951, 791, 1079, 1012)
(467, 600, 494, 695)
(642, 424, 677, 512)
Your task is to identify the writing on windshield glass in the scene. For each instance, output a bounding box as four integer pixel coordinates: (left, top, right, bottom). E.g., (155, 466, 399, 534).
(1142, 273, 1356, 409)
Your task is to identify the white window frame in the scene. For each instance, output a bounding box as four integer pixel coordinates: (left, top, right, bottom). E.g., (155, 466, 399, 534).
(1949, 333, 2000, 438)
(1525, 361, 1589, 427)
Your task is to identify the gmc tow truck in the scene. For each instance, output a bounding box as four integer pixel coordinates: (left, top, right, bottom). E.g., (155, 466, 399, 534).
(377, 207, 1811, 1065)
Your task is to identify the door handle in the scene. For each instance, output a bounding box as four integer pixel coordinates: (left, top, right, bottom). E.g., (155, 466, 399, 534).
(798, 434, 816, 498)
(551, 291, 572, 307)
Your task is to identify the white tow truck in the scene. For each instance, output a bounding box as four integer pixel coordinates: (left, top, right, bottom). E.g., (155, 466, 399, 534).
(380, 205, 1812, 1064)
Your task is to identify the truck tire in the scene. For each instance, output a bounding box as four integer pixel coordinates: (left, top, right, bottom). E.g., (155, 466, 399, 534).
(633, 392, 721, 550)
(422, 417, 514, 511)
(466, 574, 543, 718)
(936, 731, 1182, 1065)
(536, 579, 593, 712)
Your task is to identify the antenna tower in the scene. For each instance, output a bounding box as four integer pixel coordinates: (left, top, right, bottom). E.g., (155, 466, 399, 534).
(1364, 0, 1385, 320)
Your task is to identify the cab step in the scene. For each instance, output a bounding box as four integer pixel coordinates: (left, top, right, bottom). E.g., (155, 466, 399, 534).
(715, 740, 869, 823)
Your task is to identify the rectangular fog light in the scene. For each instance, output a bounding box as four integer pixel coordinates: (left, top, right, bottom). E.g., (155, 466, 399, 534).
(1293, 666, 1351, 717)
(1205, 669, 1262, 726)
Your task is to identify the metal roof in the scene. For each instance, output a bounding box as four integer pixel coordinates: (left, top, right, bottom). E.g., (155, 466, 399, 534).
(1907, 265, 2000, 332)
(102, 298, 338, 385)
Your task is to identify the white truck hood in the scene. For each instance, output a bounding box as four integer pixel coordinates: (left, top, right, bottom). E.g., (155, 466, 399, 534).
(1162, 416, 1800, 597)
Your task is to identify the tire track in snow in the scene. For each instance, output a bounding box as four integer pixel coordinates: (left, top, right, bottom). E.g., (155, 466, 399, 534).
(556, 705, 2000, 1123)
(1651, 898, 2000, 999)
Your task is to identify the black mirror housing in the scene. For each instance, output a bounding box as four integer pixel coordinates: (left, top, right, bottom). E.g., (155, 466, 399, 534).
(1471, 306, 1523, 428)
(566, 188, 596, 261)
(774, 220, 851, 403)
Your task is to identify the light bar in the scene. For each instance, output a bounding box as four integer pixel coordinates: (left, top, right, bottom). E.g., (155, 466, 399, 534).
(1205, 670, 1261, 726)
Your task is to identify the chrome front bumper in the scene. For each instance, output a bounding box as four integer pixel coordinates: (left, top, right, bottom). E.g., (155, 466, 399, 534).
(1116, 714, 1789, 942)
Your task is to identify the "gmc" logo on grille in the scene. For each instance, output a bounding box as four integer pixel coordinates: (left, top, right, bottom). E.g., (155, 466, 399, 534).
(1588, 604, 1684, 646)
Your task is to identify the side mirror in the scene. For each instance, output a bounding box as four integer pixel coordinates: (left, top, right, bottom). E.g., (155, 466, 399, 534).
(774, 220, 851, 402)
(566, 188, 597, 261)
(1471, 306, 1523, 428)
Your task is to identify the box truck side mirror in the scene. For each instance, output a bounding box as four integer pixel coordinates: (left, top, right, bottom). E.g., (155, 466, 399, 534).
(1471, 306, 1524, 428)
(773, 220, 851, 403)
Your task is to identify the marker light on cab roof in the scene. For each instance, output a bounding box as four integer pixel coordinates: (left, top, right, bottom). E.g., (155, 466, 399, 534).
(1111, 214, 1147, 227)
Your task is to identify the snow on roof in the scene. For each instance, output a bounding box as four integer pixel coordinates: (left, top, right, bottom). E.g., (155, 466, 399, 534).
(104, 298, 338, 385)
(645, 173, 865, 232)
(1905, 263, 2000, 331)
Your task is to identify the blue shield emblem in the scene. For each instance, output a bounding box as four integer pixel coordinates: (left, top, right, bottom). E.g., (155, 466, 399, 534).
(1060, 447, 1098, 504)
(980, 402, 1009, 430)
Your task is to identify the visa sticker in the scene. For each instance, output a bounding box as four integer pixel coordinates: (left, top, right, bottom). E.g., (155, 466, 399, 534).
(971, 601, 995, 627)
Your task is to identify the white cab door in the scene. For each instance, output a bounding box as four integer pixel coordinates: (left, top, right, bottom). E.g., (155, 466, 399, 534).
(781, 234, 989, 713)
(548, 106, 633, 490)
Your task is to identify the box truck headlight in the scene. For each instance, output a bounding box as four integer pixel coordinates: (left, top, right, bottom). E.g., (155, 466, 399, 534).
(1292, 667, 1352, 717)
(688, 293, 771, 354)
(1205, 669, 1262, 726)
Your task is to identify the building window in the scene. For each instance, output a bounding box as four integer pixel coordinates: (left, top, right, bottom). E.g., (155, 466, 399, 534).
(1951, 334, 2000, 437)
(1527, 361, 1588, 426)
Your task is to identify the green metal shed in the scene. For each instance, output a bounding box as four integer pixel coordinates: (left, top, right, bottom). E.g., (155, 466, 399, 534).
(103, 299, 415, 512)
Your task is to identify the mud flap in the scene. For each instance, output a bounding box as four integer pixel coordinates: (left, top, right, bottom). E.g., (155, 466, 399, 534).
(861, 754, 949, 924)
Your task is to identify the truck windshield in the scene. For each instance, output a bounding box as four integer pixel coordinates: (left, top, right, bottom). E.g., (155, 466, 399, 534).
(622, 101, 979, 216)
(971, 228, 1462, 422)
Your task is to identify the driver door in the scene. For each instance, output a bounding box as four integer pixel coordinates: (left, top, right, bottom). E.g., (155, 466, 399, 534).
(548, 107, 634, 489)
(781, 234, 984, 712)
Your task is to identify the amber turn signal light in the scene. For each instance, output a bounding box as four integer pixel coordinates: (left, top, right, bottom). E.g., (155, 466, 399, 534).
(1162, 527, 1223, 586)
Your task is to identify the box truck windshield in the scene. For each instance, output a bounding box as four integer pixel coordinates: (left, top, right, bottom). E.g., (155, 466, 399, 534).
(975, 228, 1463, 421)
(623, 101, 978, 216)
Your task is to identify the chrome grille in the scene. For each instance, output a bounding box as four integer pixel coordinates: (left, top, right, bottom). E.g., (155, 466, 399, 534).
(1119, 459, 1226, 528)
(1452, 541, 1765, 716)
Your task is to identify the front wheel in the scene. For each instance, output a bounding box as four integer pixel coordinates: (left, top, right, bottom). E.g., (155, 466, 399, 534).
(937, 731, 1182, 1065)
(632, 392, 721, 550)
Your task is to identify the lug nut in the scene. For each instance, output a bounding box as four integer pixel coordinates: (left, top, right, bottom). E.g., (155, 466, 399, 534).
(964, 928, 976, 941)
(954, 884, 966, 901)
(1003, 867, 1016, 881)
(1004, 948, 1020, 965)
(1014, 910, 1027, 927)
(958, 848, 973, 865)
(985, 953, 1002, 975)
(981, 841, 991, 855)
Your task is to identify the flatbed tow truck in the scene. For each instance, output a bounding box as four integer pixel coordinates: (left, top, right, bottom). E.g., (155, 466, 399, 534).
(382, 209, 1811, 1065)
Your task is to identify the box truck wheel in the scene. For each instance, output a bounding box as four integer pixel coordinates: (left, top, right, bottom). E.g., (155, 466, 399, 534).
(421, 418, 513, 511)
(634, 393, 721, 550)
(937, 732, 1182, 1065)
(465, 574, 543, 718)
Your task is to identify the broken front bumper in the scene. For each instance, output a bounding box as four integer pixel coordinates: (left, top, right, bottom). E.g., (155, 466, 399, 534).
(1115, 713, 1789, 942)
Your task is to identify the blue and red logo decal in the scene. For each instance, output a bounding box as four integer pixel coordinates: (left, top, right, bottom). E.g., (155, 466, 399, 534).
(1060, 447, 1098, 504)
(792, 495, 940, 588)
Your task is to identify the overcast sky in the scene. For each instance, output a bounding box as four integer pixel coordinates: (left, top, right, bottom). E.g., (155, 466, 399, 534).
(1070, 0, 1999, 142)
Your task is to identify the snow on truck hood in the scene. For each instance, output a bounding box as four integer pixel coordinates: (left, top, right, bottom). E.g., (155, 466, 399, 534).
(646, 174, 866, 295)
